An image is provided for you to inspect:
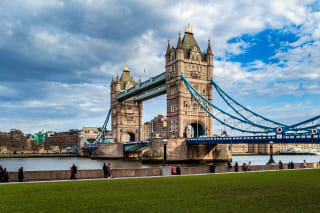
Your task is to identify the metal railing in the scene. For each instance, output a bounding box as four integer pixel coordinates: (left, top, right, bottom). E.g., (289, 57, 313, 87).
(187, 134, 320, 144)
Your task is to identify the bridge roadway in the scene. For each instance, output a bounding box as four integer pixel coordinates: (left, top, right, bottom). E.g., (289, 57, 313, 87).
(117, 72, 166, 101)
(123, 141, 150, 152)
(187, 134, 320, 144)
(87, 134, 320, 152)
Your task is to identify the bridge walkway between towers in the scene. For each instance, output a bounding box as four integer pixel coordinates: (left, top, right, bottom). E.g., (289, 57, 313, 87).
(123, 141, 150, 152)
(187, 134, 320, 144)
(117, 72, 166, 101)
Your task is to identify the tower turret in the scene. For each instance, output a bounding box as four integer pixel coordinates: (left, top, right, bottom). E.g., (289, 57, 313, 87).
(165, 39, 171, 64)
(176, 32, 184, 61)
(206, 38, 213, 80)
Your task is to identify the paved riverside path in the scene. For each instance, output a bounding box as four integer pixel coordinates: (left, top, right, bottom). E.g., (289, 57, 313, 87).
(1, 167, 318, 185)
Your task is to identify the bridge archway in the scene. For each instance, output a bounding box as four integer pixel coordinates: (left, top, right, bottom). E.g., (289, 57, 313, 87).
(186, 123, 206, 138)
(122, 132, 136, 142)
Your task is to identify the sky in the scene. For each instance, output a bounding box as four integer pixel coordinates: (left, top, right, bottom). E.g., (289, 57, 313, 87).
(0, 0, 319, 134)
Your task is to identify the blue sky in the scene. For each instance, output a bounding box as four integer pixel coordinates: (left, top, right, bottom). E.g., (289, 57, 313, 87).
(0, 0, 319, 134)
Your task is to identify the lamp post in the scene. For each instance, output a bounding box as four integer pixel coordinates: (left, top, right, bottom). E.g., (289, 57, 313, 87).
(163, 139, 168, 166)
(267, 141, 275, 164)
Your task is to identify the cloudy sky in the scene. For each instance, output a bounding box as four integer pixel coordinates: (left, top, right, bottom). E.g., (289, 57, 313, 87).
(0, 0, 319, 134)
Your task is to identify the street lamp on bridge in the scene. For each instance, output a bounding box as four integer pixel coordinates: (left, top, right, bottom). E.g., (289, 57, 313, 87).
(267, 141, 275, 164)
(162, 139, 168, 166)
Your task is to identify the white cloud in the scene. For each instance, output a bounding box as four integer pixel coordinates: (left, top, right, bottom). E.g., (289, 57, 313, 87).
(127, 30, 165, 80)
(22, 0, 65, 11)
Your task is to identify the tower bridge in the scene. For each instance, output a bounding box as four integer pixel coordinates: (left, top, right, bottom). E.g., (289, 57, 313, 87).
(80, 26, 320, 161)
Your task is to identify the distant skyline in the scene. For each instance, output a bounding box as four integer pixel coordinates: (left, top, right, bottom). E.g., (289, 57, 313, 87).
(0, 0, 319, 134)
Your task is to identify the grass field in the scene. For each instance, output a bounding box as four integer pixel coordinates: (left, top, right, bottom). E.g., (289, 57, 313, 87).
(1, 170, 320, 213)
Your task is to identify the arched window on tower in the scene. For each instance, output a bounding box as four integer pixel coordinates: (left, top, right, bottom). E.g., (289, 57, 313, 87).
(170, 52, 175, 61)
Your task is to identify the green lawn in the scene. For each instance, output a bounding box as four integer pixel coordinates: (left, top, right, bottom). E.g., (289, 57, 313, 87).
(1, 170, 320, 213)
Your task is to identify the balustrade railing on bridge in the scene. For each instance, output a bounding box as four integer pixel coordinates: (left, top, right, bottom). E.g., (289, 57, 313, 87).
(187, 134, 320, 144)
(123, 141, 149, 152)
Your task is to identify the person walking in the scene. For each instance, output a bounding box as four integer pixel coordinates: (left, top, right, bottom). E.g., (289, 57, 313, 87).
(70, 164, 77, 180)
(288, 161, 292, 169)
(242, 163, 247, 171)
(234, 162, 239, 172)
(291, 161, 295, 169)
(176, 165, 181, 175)
(303, 160, 307, 168)
(210, 163, 216, 173)
(103, 163, 108, 178)
(3, 168, 9, 182)
(278, 160, 283, 169)
(18, 167, 24, 182)
(0, 165, 3, 182)
(107, 163, 112, 178)
(248, 161, 252, 171)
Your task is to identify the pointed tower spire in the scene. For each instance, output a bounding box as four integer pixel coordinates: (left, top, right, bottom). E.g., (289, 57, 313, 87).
(185, 23, 193, 34)
(112, 74, 114, 83)
(207, 37, 213, 55)
(177, 31, 183, 49)
(116, 72, 119, 82)
(165, 39, 171, 56)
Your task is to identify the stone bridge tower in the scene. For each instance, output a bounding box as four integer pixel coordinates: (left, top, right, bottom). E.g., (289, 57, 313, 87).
(110, 67, 143, 143)
(165, 26, 214, 139)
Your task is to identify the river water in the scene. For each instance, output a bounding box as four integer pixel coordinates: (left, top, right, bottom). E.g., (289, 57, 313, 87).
(1, 155, 320, 172)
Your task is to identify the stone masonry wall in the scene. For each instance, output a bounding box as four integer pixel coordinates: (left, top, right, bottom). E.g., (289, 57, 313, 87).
(6, 162, 319, 182)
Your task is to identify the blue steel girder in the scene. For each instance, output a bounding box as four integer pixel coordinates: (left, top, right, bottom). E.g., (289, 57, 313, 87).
(82, 145, 98, 150)
(134, 84, 166, 102)
(123, 141, 149, 152)
(186, 134, 320, 144)
(117, 72, 166, 101)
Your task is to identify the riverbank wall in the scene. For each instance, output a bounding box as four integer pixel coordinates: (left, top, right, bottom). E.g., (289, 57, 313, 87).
(4, 162, 319, 182)
(0, 153, 80, 158)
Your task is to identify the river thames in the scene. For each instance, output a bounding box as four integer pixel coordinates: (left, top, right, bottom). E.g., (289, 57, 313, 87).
(1, 155, 320, 171)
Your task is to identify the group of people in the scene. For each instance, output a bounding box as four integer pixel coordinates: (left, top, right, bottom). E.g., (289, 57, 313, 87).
(0, 166, 24, 182)
(103, 163, 112, 178)
(288, 161, 295, 169)
(172, 166, 181, 175)
(231, 159, 308, 171)
(70, 163, 112, 180)
(231, 161, 252, 172)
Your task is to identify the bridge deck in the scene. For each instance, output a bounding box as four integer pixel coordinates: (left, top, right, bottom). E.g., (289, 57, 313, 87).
(134, 84, 166, 102)
(123, 141, 149, 152)
(187, 134, 320, 144)
(117, 72, 166, 101)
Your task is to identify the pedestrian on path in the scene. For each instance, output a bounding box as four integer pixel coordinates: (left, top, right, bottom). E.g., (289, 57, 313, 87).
(176, 165, 181, 175)
(248, 161, 252, 171)
(107, 163, 112, 178)
(303, 160, 307, 168)
(227, 162, 232, 169)
(3, 168, 9, 182)
(210, 163, 216, 173)
(70, 164, 77, 180)
(234, 162, 239, 172)
(0, 165, 3, 182)
(18, 167, 24, 182)
(242, 163, 247, 171)
(103, 163, 108, 178)
(278, 160, 283, 169)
